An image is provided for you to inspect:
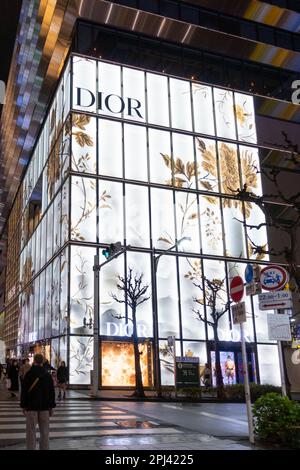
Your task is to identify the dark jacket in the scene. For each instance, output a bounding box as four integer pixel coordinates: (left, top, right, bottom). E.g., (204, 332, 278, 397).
(8, 364, 19, 391)
(20, 365, 56, 411)
(57, 366, 68, 383)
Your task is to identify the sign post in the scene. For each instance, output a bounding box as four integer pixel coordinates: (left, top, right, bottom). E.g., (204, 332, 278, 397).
(230, 293, 254, 445)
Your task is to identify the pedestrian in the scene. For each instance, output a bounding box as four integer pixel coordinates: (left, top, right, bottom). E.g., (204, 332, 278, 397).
(19, 358, 31, 387)
(20, 353, 56, 450)
(0, 363, 3, 381)
(8, 359, 19, 397)
(56, 361, 68, 399)
(203, 363, 212, 390)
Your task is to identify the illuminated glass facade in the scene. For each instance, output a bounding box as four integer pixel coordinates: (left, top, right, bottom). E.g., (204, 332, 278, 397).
(12, 51, 283, 388)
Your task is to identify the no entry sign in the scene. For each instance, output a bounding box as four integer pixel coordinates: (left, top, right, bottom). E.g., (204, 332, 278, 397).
(230, 276, 244, 303)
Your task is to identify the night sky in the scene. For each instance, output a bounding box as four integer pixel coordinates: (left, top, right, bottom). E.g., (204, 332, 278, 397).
(0, 0, 22, 113)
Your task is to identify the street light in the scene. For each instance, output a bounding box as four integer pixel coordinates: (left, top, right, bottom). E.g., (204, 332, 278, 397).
(92, 242, 126, 397)
(152, 236, 191, 397)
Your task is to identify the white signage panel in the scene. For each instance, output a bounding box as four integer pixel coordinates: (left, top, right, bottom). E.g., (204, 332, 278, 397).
(267, 314, 292, 341)
(259, 291, 293, 310)
(232, 302, 246, 325)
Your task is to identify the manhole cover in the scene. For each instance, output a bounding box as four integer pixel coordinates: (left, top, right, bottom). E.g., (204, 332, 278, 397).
(116, 420, 159, 428)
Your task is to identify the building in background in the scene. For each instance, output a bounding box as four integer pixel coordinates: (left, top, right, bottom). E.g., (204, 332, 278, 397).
(1, 0, 300, 389)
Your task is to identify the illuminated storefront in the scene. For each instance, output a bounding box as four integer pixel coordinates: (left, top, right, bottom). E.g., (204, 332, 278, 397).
(15, 53, 281, 388)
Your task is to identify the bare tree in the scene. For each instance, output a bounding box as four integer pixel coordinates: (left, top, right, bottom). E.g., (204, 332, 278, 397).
(232, 132, 300, 297)
(193, 277, 231, 399)
(110, 268, 150, 398)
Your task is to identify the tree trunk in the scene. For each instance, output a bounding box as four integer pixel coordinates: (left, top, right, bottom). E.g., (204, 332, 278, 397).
(132, 306, 145, 398)
(214, 327, 224, 399)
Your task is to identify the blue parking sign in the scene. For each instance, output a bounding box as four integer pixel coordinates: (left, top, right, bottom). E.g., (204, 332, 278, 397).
(245, 264, 254, 283)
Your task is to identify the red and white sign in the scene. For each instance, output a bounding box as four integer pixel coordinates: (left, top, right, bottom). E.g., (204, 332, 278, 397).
(260, 265, 289, 291)
(230, 276, 244, 303)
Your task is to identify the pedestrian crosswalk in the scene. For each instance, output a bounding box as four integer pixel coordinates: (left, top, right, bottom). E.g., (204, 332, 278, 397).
(0, 400, 182, 443)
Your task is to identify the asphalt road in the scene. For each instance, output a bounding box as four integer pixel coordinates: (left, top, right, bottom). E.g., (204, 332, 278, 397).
(111, 401, 249, 439)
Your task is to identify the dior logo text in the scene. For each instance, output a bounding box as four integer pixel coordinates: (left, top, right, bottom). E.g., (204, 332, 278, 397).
(76, 87, 143, 118)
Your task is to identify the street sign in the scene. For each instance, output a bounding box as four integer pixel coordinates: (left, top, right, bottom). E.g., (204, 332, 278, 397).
(246, 282, 262, 296)
(267, 314, 292, 341)
(175, 357, 200, 388)
(230, 276, 244, 303)
(260, 265, 289, 291)
(232, 301, 246, 324)
(258, 291, 293, 310)
(245, 264, 254, 283)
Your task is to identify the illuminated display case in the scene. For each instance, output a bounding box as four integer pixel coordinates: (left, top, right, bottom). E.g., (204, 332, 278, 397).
(12, 53, 280, 388)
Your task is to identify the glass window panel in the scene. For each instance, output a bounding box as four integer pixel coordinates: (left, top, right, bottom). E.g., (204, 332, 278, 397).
(222, 198, 247, 258)
(159, 339, 180, 386)
(61, 122, 70, 179)
(71, 114, 96, 174)
(175, 192, 200, 253)
(70, 245, 95, 334)
(18, 294, 25, 345)
(179, 257, 205, 339)
(257, 344, 280, 386)
(246, 204, 269, 261)
(46, 203, 54, 262)
(122, 67, 145, 122)
(240, 146, 262, 197)
(234, 92, 257, 144)
(213, 88, 236, 140)
(72, 56, 96, 113)
(151, 188, 175, 250)
(42, 166, 48, 214)
(170, 78, 192, 131)
(203, 260, 228, 340)
(51, 256, 60, 337)
(172, 132, 196, 189)
(199, 195, 223, 256)
(192, 84, 215, 136)
(126, 251, 153, 337)
(146, 73, 170, 127)
(69, 336, 93, 385)
(39, 269, 45, 340)
(124, 124, 147, 181)
(218, 141, 240, 196)
(157, 255, 179, 337)
(100, 254, 125, 336)
(98, 119, 122, 177)
(125, 184, 150, 247)
(53, 193, 61, 254)
(33, 276, 39, 342)
(183, 341, 207, 366)
(98, 62, 121, 117)
(51, 338, 60, 369)
(196, 137, 219, 192)
(71, 175, 96, 242)
(60, 248, 69, 335)
(40, 217, 46, 269)
(63, 60, 71, 120)
(45, 264, 52, 338)
(98, 180, 124, 244)
(61, 179, 69, 245)
(56, 78, 63, 134)
(149, 128, 171, 185)
(49, 98, 57, 151)
(35, 224, 41, 274)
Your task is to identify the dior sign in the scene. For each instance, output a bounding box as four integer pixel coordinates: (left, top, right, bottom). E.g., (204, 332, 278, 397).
(104, 321, 148, 337)
(75, 87, 143, 119)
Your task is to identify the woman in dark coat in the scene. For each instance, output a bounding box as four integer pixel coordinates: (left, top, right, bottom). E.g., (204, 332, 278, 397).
(56, 361, 68, 399)
(8, 359, 19, 397)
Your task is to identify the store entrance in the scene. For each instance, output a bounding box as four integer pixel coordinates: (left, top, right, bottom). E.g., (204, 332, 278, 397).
(210, 345, 257, 386)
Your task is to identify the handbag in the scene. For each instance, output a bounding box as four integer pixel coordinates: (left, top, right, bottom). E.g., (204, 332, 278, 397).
(28, 378, 39, 393)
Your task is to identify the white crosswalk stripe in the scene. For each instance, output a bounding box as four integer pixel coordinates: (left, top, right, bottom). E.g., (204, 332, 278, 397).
(0, 400, 182, 442)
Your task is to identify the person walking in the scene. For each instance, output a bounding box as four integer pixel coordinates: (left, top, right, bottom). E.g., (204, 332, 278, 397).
(20, 353, 56, 450)
(56, 361, 68, 399)
(203, 363, 212, 390)
(8, 359, 19, 398)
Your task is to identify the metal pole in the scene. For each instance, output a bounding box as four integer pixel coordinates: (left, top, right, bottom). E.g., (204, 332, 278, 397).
(92, 254, 100, 397)
(152, 253, 161, 397)
(277, 340, 287, 397)
(173, 336, 177, 399)
(240, 322, 255, 444)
